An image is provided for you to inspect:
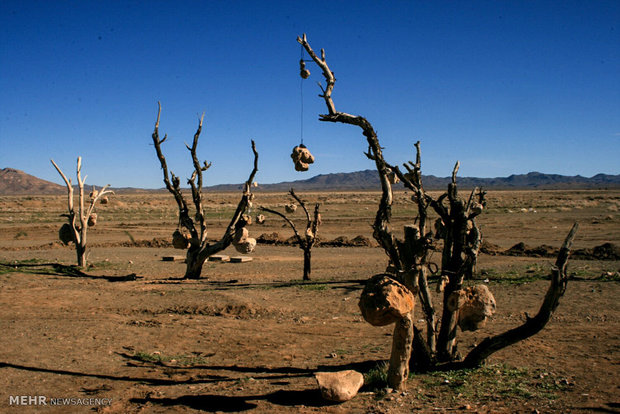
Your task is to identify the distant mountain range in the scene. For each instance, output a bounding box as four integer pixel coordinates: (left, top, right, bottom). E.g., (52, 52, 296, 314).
(1, 167, 619, 195)
(208, 170, 620, 192)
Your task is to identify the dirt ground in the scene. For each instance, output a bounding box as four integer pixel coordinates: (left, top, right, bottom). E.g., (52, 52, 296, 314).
(0, 189, 619, 413)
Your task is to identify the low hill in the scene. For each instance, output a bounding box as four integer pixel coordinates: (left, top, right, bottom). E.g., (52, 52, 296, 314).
(0, 168, 64, 195)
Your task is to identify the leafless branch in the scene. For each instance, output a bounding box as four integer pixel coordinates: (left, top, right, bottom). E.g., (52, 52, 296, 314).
(459, 223, 579, 368)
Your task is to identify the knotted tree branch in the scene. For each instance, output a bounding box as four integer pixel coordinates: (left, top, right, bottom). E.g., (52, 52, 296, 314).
(152, 102, 259, 279)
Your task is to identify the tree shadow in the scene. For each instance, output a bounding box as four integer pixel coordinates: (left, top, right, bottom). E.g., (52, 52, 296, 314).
(3, 357, 381, 411)
(151, 278, 366, 292)
(130, 389, 335, 412)
(0, 261, 141, 282)
(131, 394, 259, 412)
(117, 351, 381, 376)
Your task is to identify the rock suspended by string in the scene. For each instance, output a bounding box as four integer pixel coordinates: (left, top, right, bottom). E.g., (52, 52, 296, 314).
(59, 223, 74, 245)
(232, 225, 256, 254)
(87, 213, 98, 227)
(291, 144, 315, 172)
(285, 203, 297, 214)
(299, 59, 310, 79)
(234, 237, 256, 254)
(172, 229, 190, 249)
(447, 284, 496, 332)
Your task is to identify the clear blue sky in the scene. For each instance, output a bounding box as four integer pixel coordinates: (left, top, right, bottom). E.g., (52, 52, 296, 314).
(1, 1, 618, 188)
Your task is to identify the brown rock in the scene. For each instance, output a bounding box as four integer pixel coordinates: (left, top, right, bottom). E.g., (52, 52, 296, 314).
(291, 145, 315, 171)
(59, 223, 74, 245)
(233, 227, 249, 244)
(315, 370, 364, 402)
(358, 274, 415, 326)
(172, 230, 189, 249)
(234, 237, 256, 254)
(457, 284, 496, 331)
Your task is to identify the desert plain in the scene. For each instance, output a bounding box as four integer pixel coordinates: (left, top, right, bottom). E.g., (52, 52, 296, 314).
(0, 189, 618, 413)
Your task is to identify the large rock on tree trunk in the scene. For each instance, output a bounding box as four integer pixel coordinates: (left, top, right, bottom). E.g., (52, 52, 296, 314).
(314, 370, 364, 402)
(448, 284, 496, 331)
(358, 274, 415, 326)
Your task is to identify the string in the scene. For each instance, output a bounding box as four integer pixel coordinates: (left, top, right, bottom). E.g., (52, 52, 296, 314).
(300, 44, 304, 146)
(300, 74, 304, 146)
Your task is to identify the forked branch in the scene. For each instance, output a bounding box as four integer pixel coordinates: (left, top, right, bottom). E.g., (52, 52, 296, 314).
(458, 223, 579, 368)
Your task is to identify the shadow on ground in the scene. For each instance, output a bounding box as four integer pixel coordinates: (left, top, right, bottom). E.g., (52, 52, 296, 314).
(0, 261, 140, 282)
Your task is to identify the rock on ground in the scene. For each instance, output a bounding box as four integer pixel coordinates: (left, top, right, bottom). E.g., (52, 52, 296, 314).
(314, 370, 364, 402)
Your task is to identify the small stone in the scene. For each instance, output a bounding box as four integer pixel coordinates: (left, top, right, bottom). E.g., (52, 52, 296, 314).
(315, 370, 364, 402)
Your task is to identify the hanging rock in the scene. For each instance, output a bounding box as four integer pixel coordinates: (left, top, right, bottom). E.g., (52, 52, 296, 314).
(358, 274, 415, 326)
(285, 204, 297, 214)
(233, 227, 249, 244)
(234, 237, 256, 254)
(59, 223, 74, 245)
(291, 145, 315, 171)
(172, 230, 189, 249)
(256, 214, 266, 224)
(100, 196, 109, 205)
(315, 370, 364, 402)
(241, 214, 252, 225)
(89, 189, 99, 199)
(87, 213, 98, 227)
(299, 59, 311, 79)
(448, 284, 496, 331)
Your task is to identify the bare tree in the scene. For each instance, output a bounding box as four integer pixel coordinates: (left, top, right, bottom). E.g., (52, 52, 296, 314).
(152, 102, 259, 279)
(260, 189, 321, 281)
(297, 33, 578, 389)
(51, 157, 113, 267)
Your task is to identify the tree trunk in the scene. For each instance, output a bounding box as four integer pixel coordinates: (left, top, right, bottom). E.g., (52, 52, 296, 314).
(76, 244, 86, 268)
(387, 312, 414, 390)
(303, 247, 311, 281)
(436, 285, 460, 361)
(184, 248, 204, 279)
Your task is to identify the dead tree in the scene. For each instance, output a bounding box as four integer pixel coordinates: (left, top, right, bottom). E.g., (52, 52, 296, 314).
(298, 33, 578, 389)
(260, 189, 320, 281)
(152, 102, 259, 279)
(51, 157, 113, 267)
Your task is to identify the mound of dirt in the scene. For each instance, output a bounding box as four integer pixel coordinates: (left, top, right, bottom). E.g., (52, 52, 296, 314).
(574, 242, 620, 261)
(480, 240, 503, 255)
(322, 236, 350, 247)
(505, 242, 527, 255)
(256, 232, 283, 245)
(504, 242, 558, 258)
(350, 235, 377, 247)
(501, 241, 619, 261)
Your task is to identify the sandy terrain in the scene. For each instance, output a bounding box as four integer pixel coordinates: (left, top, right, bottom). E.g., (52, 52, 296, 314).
(0, 189, 618, 413)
